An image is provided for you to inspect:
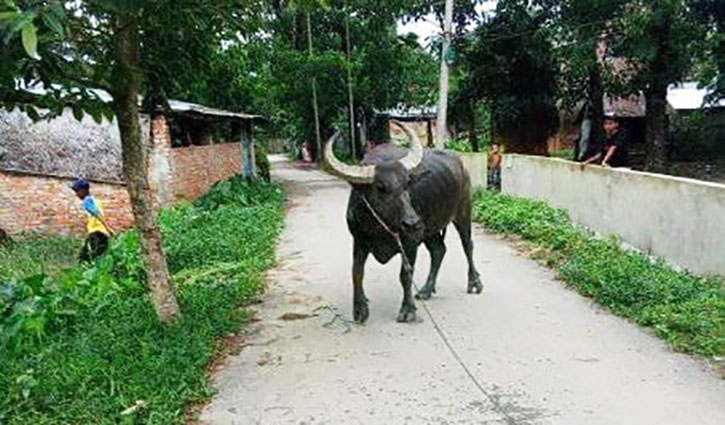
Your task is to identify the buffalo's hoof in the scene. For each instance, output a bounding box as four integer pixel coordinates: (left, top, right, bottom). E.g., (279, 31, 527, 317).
(467, 278, 483, 294)
(353, 298, 369, 324)
(415, 286, 436, 300)
(396, 305, 417, 323)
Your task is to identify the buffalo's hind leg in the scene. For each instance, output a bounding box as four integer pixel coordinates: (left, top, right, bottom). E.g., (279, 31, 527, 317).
(397, 244, 419, 323)
(416, 230, 446, 300)
(453, 200, 483, 294)
(352, 240, 370, 323)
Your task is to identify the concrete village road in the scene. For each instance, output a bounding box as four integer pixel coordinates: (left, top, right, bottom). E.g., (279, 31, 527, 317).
(200, 156, 725, 425)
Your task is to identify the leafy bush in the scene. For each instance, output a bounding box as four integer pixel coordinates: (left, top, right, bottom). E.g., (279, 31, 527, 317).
(255, 140, 271, 181)
(445, 136, 473, 152)
(194, 174, 284, 211)
(549, 148, 575, 160)
(473, 190, 725, 358)
(0, 235, 81, 280)
(0, 177, 285, 424)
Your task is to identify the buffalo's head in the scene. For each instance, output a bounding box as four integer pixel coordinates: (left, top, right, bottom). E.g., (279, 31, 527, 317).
(325, 121, 424, 241)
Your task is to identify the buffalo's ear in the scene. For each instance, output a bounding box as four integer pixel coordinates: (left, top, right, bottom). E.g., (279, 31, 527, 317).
(409, 169, 431, 184)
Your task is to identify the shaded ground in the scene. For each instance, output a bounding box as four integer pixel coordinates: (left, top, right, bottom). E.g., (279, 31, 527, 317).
(200, 155, 725, 425)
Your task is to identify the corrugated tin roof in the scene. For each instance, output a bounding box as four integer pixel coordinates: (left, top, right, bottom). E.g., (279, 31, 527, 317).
(167, 99, 264, 121)
(376, 105, 438, 120)
(18, 81, 263, 120)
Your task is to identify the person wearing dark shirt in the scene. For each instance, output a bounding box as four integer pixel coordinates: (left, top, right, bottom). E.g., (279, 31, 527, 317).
(582, 116, 628, 167)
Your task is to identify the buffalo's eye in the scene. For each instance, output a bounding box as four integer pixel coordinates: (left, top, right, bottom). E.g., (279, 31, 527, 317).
(375, 182, 388, 194)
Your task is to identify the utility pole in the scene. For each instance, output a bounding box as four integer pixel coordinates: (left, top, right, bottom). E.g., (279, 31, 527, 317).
(306, 12, 322, 162)
(344, 0, 356, 158)
(435, 0, 454, 149)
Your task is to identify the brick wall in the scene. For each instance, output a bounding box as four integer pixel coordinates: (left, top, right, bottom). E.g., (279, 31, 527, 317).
(169, 143, 243, 202)
(148, 116, 244, 204)
(1, 115, 248, 236)
(0, 171, 135, 235)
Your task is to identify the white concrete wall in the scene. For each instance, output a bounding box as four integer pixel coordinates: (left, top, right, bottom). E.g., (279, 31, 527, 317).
(502, 154, 725, 275)
(453, 152, 488, 190)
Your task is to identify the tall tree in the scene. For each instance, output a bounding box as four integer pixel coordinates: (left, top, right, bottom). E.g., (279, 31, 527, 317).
(691, 0, 725, 103)
(0, 0, 252, 322)
(615, 0, 704, 172)
(543, 0, 627, 157)
(463, 0, 559, 154)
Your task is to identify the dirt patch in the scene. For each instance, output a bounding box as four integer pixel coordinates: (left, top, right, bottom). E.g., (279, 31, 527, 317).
(278, 312, 318, 321)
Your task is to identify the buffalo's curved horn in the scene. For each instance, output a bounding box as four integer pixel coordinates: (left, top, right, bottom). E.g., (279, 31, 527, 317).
(391, 120, 424, 171)
(324, 131, 376, 184)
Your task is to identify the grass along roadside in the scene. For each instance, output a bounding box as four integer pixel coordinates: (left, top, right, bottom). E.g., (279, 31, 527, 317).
(472, 190, 725, 360)
(0, 176, 285, 424)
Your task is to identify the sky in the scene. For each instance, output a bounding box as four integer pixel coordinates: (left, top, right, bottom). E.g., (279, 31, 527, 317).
(397, 0, 499, 46)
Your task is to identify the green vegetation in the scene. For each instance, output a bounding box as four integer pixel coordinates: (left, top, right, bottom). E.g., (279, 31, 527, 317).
(472, 190, 725, 358)
(444, 137, 474, 153)
(0, 176, 285, 424)
(0, 235, 81, 280)
(550, 148, 575, 160)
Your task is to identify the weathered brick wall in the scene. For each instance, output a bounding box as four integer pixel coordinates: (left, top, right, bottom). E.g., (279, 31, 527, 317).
(169, 143, 243, 202)
(148, 116, 244, 204)
(0, 171, 135, 235)
(1, 115, 246, 236)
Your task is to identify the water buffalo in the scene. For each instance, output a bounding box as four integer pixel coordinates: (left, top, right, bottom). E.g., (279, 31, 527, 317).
(325, 121, 483, 323)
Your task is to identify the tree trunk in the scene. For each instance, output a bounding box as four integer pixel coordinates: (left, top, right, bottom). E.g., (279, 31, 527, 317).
(435, 0, 454, 149)
(645, 84, 668, 172)
(344, 2, 356, 159)
(469, 98, 479, 152)
(645, 6, 671, 173)
(306, 12, 322, 162)
(113, 17, 179, 323)
(587, 50, 604, 151)
(292, 12, 298, 51)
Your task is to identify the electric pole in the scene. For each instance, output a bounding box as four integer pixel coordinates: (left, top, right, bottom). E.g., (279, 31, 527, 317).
(435, 0, 454, 149)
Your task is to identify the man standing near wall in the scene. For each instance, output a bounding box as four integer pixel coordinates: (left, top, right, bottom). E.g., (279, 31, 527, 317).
(582, 116, 628, 167)
(72, 180, 114, 262)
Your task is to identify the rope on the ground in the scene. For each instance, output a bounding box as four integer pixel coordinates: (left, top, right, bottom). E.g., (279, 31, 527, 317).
(361, 196, 519, 425)
(314, 304, 354, 334)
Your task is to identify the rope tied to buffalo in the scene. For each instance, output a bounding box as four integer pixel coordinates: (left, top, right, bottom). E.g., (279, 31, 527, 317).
(360, 195, 519, 425)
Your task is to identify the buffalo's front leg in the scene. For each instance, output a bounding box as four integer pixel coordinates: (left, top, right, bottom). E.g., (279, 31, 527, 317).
(397, 244, 419, 323)
(352, 240, 370, 323)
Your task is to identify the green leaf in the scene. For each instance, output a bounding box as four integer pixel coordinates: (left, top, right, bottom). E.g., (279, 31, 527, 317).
(25, 105, 39, 121)
(72, 105, 84, 121)
(102, 106, 115, 122)
(21, 23, 39, 60)
(0, 11, 18, 22)
(41, 10, 63, 38)
(89, 106, 103, 124)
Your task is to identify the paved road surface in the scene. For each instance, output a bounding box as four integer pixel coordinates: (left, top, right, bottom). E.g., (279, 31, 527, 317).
(201, 156, 725, 425)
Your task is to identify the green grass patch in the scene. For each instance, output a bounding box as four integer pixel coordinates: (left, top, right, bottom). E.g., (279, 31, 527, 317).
(0, 235, 82, 279)
(549, 148, 575, 160)
(0, 176, 286, 424)
(473, 190, 725, 358)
